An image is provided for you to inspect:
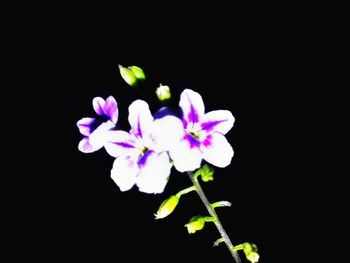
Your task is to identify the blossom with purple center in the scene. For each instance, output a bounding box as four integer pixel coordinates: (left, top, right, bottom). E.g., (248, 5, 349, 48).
(168, 89, 235, 172)
(77, 96, 118, 153)
(104, 100, 181, 194)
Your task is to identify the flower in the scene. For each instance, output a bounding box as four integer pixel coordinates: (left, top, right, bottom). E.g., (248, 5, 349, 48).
(168, 89, 235, 172)
(77, 96, 118, 153)
(104, 100, 181, 194)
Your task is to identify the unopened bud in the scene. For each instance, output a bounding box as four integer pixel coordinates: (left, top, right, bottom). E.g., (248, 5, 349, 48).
(197, 164, 215, 182)
(128, 66, 146, 81)
(118, 65, 138, 87)
(155, 84, 171, 101)
(243, 243, 259, 263)
(154, 195, 179, 219)
(184, 216, 206, 234)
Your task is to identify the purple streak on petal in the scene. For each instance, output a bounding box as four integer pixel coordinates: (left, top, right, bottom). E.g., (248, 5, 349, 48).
(77, 118, 96, 136)
(137, 115, 142, 138)
(188, 104, 199, 124)
(138, 150, 154, 167)
(113, 142, 135, 148)
(202, 134, 212, 147)
(201, 120, 227, 132)
(182, 118, 188, 129)
(104, 96, 118, 124)
(184, 134, 201, 149)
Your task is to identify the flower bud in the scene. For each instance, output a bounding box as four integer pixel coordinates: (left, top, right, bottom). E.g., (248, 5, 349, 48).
(154, 195, 179, 219)
(184, 216, 205, 234)
(243, 243, 259, 263)
(118, 65, 138, 87)
(128, 66, 146, 81)
(155, 84, 171, 101)
(198, 164, 215, 182)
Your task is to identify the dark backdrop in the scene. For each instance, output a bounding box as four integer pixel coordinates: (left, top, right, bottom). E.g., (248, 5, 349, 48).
(9, 8, 316, 262)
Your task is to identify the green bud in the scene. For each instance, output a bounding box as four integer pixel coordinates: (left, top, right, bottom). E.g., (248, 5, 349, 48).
(197, 164, 215, 182)
(243, 243, 259, 263)
(154, 195, 179, 219)
(128, 66, 146, 81)
(155, 84, 171, 101)
(118, 65, 138, 87)
(184, 216, 206, 234)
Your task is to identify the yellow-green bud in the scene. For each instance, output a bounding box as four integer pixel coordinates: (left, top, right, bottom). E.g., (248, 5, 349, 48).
(154, 195, 179, 219)
(155, 84, 171, 101)
(184, 216, 205, 234)
(243, 243, 259, 263)
(118, 65, 138, 87)
(198, 164, 215, 182)
(246, 252, 259, 263)
(128, 66, 146, 81)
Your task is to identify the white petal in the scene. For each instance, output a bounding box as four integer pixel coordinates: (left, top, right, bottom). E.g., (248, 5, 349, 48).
(201, 132, 234, 168)
(179, 89, 205, 125)
(169, 138, 202, 172)
(78, 137, 96, 153)
(110, 155, 139, 192)
(201, 110, 235, 135)
(150, 116, 185, 152)
(128, 100, 153, 139)
(92, 97, 105, 115)
(104, 130, 135, 158)
(89, 121, 114, 150)
(136, 152, 172, 194)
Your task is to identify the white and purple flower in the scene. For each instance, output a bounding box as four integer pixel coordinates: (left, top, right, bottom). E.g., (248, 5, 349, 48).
(77, 96, 118, 153)
(168, 89, 235, 172)
(104, 100, 181, 194)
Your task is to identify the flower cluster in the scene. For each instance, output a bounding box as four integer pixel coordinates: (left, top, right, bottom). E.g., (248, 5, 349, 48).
(77, 89, 235, 194)
(77, 66, 260, 262)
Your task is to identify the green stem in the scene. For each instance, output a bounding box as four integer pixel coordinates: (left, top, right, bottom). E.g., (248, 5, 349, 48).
(176, 186, 196, 197)
(187, 171, 242, 263)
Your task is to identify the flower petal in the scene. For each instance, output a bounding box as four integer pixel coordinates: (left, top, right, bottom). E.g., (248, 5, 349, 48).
(89, 121, 115, 150)
(169, 138, 202, 172)
(92, 97, 105, 116)
(201, 132, 234, 168)
(136, 152, 172, 194)
(201, 110, 235, 135)
(103, 96, 118, 124)
(76, 117, 95, 136)
(78, 137, 98, 153)
(110, 156, 139, 192)
(179, 89, 205, 125)
(150, 116, 185, 152)
(104, 130, 135, 158)
(128, 100, 153, 138)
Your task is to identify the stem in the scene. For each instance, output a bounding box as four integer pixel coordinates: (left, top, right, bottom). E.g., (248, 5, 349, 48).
(187, 171, 242, 263)
(176, 185, 196, 197)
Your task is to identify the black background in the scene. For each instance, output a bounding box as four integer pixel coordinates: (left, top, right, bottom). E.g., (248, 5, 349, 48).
(7, 6, 326, 262)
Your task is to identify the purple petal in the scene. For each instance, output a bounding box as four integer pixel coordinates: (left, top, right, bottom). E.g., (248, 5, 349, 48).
(92, 97, 105, 116)
(103, 96, 118, 124)
(76, 117, 95, 136)
(179, 89, 205, 125)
